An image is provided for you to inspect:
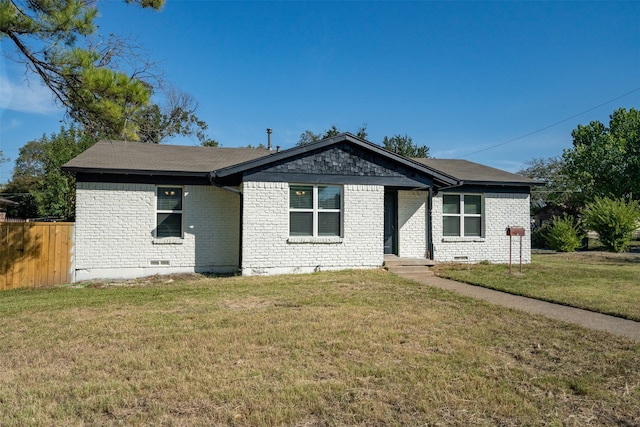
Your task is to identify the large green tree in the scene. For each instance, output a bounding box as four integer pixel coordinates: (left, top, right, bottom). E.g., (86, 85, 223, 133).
(516, 156, 580, 212)
(382, 134, 430, 158)
(563, 107, 640, 201)
(2, 125, 95, 220)
(0, 0, 165, 139)
(34, 125, 95, 220)
(1, 140, 46, 218)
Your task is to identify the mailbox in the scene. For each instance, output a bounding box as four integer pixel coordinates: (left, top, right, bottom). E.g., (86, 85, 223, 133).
(507, 226, 525, 237)
(507, 226, 525, 274)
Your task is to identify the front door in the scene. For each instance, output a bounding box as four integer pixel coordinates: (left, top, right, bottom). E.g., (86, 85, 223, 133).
(384, 190, 398, 255)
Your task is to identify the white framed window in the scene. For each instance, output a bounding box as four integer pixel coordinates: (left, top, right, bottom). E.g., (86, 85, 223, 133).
(156, 186, 183, 238)
(442, 194, 483, 237)
(289, 184, 342, 237)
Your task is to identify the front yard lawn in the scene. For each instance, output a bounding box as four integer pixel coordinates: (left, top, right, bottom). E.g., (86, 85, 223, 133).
(434, 252, 640, 321)
(0, 269, 639, 426)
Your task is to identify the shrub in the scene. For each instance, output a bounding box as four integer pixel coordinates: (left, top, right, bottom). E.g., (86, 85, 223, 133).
(544, 214, 584, 252)
(583, 197, 640, 252)
(531, 224, 549, 248)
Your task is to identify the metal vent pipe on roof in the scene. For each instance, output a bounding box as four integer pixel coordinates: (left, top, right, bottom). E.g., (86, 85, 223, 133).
(267, 128, 272, 151)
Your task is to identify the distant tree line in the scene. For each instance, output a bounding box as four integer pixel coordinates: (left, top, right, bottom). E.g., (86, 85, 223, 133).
(297, 125, 430, 158)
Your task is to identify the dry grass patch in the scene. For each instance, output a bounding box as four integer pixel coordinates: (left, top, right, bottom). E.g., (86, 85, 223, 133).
(0, 269, 639, 426)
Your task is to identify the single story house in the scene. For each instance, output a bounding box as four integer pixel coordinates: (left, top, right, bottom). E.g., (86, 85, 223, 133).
(62, 133, 538, 281)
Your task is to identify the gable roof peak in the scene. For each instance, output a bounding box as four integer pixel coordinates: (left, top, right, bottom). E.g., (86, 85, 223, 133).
(212, 132, 460, 186)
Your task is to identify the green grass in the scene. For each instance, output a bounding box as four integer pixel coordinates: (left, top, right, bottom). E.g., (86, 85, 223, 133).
(0, 270, 639, 425)
(435, 251, 640, 321)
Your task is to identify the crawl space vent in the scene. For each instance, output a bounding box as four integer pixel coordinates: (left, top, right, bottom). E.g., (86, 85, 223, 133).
(150, 260, 170, 267)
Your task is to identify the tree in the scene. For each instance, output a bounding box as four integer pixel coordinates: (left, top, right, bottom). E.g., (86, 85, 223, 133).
(135, 87, 213, 144)
(297, 125, 339, 146)
(201, 139, 220, 148)
(296, 126, 430, 158)
(516, 156, 581, 213)
(543, 214, 585, 252)
(1, 140, 47, 218)
(297, 130, 322, 146)
(237, 143, 267, 149)
(563, 107, 640, 202)
(583, 197, 640, 252)
(297, 124, 368, 146)
(3, 125, 96, 220)
(382, 134, 430, 158)
(355, 124, 368, 140)
(38, 125, 96, 220)
(1, 0, 165, 139)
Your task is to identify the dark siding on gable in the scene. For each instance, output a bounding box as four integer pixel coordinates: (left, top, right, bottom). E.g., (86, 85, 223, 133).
(243, 142, 433, 187)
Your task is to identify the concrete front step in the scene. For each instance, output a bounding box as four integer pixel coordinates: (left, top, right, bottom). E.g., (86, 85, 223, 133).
(385, 263, 435, 277)
(386, 265, 434, 274)
(383, 256, 435, 268)
(384, 256, 436, 277)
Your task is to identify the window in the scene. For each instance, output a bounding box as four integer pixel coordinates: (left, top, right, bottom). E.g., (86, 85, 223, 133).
(156, 187, 183, 238)
(289, 185, 342, 237)
(442, 194, 482, 237)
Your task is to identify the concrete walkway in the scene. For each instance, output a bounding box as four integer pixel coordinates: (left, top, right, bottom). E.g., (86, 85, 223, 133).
(399, 273, 640, 342)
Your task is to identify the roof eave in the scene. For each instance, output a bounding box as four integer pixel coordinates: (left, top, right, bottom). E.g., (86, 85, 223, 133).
(63, 166, 209, 178)
(460, 180, 543, 187)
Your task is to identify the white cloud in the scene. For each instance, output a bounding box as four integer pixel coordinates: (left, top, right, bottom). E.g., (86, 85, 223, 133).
(0, 74, 60, 115)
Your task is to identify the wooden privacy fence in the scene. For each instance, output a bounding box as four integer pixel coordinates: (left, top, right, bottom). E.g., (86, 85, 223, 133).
(0, 222, 74, 290)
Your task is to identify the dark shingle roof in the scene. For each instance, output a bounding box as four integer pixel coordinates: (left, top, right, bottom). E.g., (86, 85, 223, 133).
(63, 138, 538, 187)
(0, 197, 19, 206)
(411, 158, 538, 186)
(63, 140, 272, 176)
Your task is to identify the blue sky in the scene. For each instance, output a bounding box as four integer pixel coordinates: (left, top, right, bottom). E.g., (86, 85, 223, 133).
(1, 1, 639, 184)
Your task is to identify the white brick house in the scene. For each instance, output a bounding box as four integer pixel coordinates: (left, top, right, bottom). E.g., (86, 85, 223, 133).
(63, 134, 538, 281)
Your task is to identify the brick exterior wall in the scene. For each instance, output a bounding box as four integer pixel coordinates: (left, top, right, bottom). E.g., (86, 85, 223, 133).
(74, 181, 531, 281)
(241, 182, 384, 275)
(75, 182, 240, 280)
(397, 190, 428, 258)
(431, 192, 531, 263)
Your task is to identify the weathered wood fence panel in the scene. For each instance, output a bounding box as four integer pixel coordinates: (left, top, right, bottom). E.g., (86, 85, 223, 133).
(0, 222, 74, 290)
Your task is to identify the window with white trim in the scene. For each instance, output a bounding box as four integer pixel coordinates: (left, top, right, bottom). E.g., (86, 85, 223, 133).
(442, 194, 482, 237)
(289, 185, 342, 237)
(156, 186, 183, 238)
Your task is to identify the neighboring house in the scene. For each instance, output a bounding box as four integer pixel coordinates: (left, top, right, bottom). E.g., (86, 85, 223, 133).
(62, 133, 539, 281)
(0, 197, 18, 222)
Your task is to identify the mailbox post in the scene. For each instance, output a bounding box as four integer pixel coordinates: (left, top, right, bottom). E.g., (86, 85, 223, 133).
(506, 226, 525, 273)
